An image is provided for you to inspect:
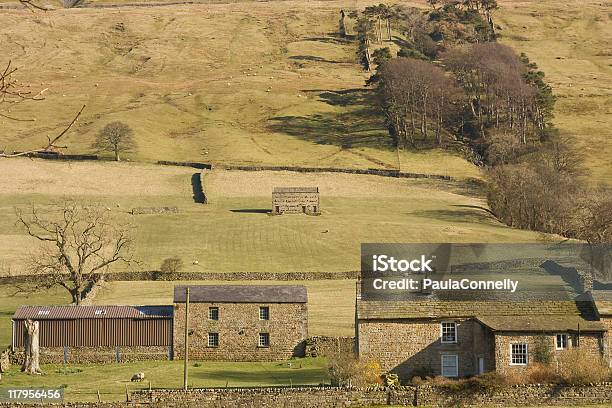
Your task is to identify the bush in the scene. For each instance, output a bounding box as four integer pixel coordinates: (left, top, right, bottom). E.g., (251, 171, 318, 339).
(526, 363, 560, 384)
(556, 348, 611, 385)
(532, 336, 553, 364)
(160, 257, 183, 274)
(410, 365, 435, 381)
(326, 351, 382, 387)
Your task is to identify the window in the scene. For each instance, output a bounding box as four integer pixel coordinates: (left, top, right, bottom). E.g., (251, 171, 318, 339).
(258, 332, 270, 347)
(441, 322, 457, 343)
(556, 334, 568, 350)
(510, 343, 528, 365)
(207, 332, 219, 347)
(208, 307, 219, 321)
(259, 306, 270, 321)
(441, 355, 458, 377)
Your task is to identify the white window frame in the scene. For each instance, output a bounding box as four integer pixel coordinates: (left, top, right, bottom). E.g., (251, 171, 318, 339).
(440, 321, 457, 344)
(555, 333, 568, 350)
(259, 306, 270, 321)
(258, 332, 270, 347)
(208, 307, 219, 321)
(510, 343, 528, 365)
(207, 332, 219, 347)
(441, 354, 458, 377)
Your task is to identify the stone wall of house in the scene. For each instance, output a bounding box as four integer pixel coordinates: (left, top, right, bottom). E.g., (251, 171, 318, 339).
(272, 191, 320, 214)
(357, 318, 493, 381)
(493, 332, 604, 373)
(304, 336, 355, 357)
(11, 346, 171, 364)
(600, 316, 612, 366)
(173, 302, 308, 361)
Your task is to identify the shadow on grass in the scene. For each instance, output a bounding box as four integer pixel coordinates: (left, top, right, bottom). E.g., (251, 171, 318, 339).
(410, 209, 497, 224)
(229, 209, 271, 214)
(267, 88, 393, 150)
(191, 173, 206, 204)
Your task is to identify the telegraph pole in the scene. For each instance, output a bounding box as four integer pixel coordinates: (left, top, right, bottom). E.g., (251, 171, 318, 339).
(183, 287, 190, 391)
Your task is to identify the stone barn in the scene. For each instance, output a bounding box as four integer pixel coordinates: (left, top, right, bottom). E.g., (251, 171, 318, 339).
(272, 187, 320, 215)
(173, 285, 308, 361)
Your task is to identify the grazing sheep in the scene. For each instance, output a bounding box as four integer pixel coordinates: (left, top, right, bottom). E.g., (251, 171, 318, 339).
(131, 372, 145, 382)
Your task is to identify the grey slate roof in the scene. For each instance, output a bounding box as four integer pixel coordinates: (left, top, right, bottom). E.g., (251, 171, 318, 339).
(174, 285, 307, 303)
(475, 315, 606, 333)
(13, 305, 173, 320)
(273, 187, 319, 193)
(592, 290, 612, 315)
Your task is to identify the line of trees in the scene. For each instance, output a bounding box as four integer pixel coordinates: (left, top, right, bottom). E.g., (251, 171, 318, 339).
(376, 58, 462, 147)
(355, 1, 610, 242)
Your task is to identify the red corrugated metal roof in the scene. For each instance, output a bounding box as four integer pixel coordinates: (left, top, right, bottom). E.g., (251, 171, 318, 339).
(12, 305, 173, 320)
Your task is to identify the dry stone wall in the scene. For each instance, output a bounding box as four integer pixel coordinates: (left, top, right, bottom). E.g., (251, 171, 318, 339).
(1, 384, 611, 407)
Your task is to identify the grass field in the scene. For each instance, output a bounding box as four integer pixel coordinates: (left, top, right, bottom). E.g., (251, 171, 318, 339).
(497, 0, 611, 185)
(0, 358, 328, 402)
(0, 159, 544, 274)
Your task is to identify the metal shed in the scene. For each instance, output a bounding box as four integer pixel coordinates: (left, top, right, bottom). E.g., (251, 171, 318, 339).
(12, 305, 173, 350)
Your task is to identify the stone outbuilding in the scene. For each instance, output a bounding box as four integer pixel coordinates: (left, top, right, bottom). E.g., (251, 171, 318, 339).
(272, 187, 320, 215)
(173, 285, 308, 361)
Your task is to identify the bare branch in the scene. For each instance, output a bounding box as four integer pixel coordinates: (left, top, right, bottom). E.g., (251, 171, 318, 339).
(0, 104, 86, 158)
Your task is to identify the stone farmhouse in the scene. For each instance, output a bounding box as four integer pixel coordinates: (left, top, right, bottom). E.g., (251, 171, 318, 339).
(11, 285, 308, 364)
(272, 187, 320, 215)
(356, 272, 611, 381)
(173, 285, 308, 361)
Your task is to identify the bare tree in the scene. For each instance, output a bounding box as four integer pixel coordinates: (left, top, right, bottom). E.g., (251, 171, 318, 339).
(1, 60, 85, 158)
(92, 121, 136, 161)
(22, 320, 41, 375)
(16, 202, 135, 305)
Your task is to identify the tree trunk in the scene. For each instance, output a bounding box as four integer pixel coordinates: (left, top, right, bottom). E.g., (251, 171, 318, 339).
(114, 147, 120, 161)
(22, 320, 42, 375)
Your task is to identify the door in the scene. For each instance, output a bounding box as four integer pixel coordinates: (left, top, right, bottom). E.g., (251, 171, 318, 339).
(478, 357, 485, 375)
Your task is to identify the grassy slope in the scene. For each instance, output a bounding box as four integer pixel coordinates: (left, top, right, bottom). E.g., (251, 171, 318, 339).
(0, 358, 328, 402)
(0, 1, 479, 179)
(496, 0, 611, 185)
(0, 159, 543, 274)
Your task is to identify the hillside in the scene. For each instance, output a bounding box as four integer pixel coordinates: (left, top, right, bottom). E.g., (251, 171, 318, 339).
(496, 0, 611, 185)
(0, 0, 482, 179)
(0, 159, 543, 275)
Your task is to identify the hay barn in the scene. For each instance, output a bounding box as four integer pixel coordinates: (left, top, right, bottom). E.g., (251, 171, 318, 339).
(272, 187, 320, 215)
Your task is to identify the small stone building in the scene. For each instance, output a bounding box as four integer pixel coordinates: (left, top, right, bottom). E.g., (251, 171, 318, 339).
(272, 187, 320, 215)
(11, 305, 173, 363)
(173, 285, 308, 361)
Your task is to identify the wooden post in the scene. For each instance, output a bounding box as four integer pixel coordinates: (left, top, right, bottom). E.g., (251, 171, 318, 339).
(125, 384, 129, 402)
(97, 390, 101, 403)
(183, 287, 190, 391)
